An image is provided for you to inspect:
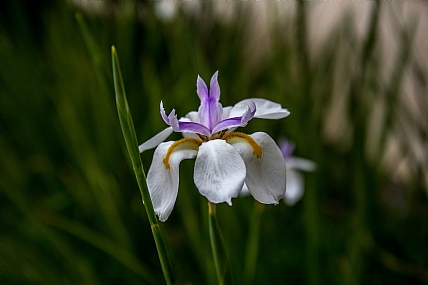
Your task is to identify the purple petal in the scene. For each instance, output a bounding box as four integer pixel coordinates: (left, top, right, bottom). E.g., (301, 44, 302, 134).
(212, 102, 223, 127)
(160, 101, 180, 132)
(176, 121, 211, 136)
(278, 139, 295, 160)
(160, 99, 211, 136)
(209, 71, 220, 101)
(197, 102, 210, 128)
(160, 101, 170, 124)
(199, 101, 223, 130)
(196, 72, 223, 131)
(240, 101, 256, 125)
(168, 110, 180, 131)
(211, 101, 256, 133)
(212, 117, 243, 134)
(196, 75, 208, 102)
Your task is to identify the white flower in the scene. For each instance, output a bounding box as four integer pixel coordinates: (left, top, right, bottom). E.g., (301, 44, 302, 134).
(139, 71, 290, 221)
(279, 140, 316, 206)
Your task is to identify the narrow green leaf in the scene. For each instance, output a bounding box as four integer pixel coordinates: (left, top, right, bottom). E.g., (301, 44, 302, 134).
(112, 46, 175, 285)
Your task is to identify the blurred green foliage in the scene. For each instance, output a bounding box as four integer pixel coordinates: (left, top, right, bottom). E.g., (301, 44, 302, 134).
(2, 1, 428, 285)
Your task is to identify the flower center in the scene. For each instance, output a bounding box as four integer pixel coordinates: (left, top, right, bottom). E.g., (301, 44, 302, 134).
(197, 129, 228, 142)
(163, 138, 202, 170)
(163, 132, 262, 170)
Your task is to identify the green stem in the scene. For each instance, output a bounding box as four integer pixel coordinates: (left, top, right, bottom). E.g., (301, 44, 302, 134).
(208, 202, 231, 285)
(112, 46, 174, 285)
(244, 202, 264, 285)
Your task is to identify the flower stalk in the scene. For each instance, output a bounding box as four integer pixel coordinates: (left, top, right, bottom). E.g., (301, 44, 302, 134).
(112, 46, 174, 285)
(244, 202, 265, 285)
(208, 202, 231, 285)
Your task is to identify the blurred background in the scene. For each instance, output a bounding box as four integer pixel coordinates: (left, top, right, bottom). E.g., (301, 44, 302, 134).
(2, 1, 428, 284)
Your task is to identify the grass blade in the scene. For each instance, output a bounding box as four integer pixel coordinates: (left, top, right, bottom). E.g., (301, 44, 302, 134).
(112, 45, 175, 285)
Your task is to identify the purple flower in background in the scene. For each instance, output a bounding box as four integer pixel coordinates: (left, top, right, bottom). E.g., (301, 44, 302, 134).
(139, 71, 290, 221)
(278, 139, 316, 206)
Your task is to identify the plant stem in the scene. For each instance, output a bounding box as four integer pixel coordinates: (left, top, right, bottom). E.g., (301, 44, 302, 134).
(244, 202, 265, 285)
(112, 46, 174, 285)
(208, 202, 231, 285)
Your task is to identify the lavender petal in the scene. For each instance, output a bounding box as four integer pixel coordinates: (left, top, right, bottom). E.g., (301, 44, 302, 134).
(177, 121, 211, 136)
(209, 70, 220, 101)
(211, 101, 256, 133)
(212, 117, 243, 134)
(196, 75, 208, 102)
(160, 101, 170, 124)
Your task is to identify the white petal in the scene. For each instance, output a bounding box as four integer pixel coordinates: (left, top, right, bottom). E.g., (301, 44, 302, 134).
(283, 169, 304, 206)
(182, 132, 200, 139)
(287, 157, 317, 172)
(229, 98, 290, 119)
(229, 132, 286, 204)
(221, 106, 232, 120)
(193, 140, 246, 205)
(183, 111, 200, 123)
(139, 127, 173, 153)
(146, 141, 197, 221)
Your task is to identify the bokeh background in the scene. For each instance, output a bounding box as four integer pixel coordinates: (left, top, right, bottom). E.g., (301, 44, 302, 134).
(2, 1, 428, 285)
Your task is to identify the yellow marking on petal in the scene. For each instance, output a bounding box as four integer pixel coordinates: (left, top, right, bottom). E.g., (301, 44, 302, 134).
(222, 132, 262, 158)
(163, 138, 202, 170)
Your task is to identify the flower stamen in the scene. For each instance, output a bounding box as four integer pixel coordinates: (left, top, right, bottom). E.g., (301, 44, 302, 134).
(163, 138, 202, 169)
(210, 129, 228, 140)
(222, 132, 262, 158)
(197, 134, 209, 142)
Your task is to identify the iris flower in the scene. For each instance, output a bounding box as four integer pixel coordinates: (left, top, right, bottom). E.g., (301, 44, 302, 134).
(139, 71, 290, 221)
(278, 140, 317, 206)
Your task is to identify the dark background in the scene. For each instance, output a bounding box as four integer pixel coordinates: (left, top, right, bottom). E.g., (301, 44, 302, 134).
(2, 1, 428, 284)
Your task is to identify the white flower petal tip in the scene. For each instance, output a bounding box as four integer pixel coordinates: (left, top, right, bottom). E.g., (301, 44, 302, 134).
(139, 127, 174, 153)
(287, 157, 317, 172)
(226, 132, 286, 204)
(194, 140, 246, 205)
(229, 98, 290, 120)
(146, 140, 199, 222)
